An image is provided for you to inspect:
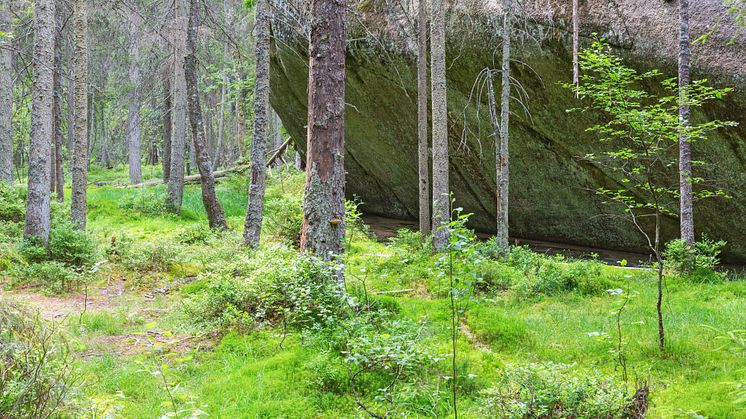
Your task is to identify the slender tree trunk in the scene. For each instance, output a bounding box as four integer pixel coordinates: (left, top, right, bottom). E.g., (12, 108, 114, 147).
(161, 60, 172, 181)
(52, 1, 64, 201)
(497, 0, 511, 249)
(417, 0, 430, 236)
(213, 51, 227, 171)
(300, 0, 346, 261)
(572, 0, 579, 91)
(233, 50, 246, 160)
(243, 0, 270, 246)
(70, 0, 88, 229)
(678, 0, 694, 245)
(127, 12, 142, 184)
(430, 0, 449, 251)
(184, 0, 227, 230)
(0, 0, 12, 184)
(51, 28, 65, 202)
(166, 0, 188, 212)
(24, 0, 55, 243)
(654, 210, 665, 352)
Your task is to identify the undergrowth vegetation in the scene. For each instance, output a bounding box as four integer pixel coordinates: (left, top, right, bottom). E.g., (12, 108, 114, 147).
(1, 167, 744, 418)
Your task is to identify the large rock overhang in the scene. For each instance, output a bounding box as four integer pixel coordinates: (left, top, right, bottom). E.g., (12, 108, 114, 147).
(268, 1, 746, 262)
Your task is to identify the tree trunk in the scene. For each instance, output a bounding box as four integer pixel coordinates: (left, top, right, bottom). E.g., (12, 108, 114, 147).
(185, 0, 228, 230)
(24, 0, 55, 244)
(166, 0, 188, 212)
(430, 0, 449, 251)
(0, 0, 12, 184)
(70, 0, 89, 229)
(417, 0, 430, 236)
(127, 11, 142, 185)
(572, 0, 579, 91)
(161, 60, 172, 181)
(497, 0, 511, 249)
(233, 50, 246, 161)
(52, 35, 64, 203)
(300, 0, 346, 260)
(243, 0, 270, 246)
(678, 0, 694, 245)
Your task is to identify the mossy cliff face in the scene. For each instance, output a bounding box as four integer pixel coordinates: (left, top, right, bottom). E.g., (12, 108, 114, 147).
(269, 4, 746, 261)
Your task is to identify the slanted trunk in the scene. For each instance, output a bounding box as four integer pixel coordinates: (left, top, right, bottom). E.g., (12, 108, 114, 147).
(184, 0, 227, 230)
(71, 0, 89, 229)
(243, 0, 270, 246)
(679, 0, 694, 245)
(0, 0, 12, 183)
(25, 0, 55, 243)
(166, 0, 188, 212)
(300, 0, 346, 260)
(417, 0, 430, 236)
(497, 0, 511, 249)
(430, 0, 449, 251)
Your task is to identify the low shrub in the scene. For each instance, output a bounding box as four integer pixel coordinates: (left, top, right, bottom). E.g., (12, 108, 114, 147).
(664, 237, 726, 282)
(176, 224, 222, 245)
(262, 195, 303, 247)
(184, 245, 348, 330)
(479, 362, 635, 418)
(0, 183, 25, 223)
(117, 188, 168, 216)
(513, 256, 609, 298)
(474, 262, 521, 293)
(8, 261, 81, 294)
(15, 221, 98, 269)
(109, 235, 181, 273)
(0, 302, 79, 417)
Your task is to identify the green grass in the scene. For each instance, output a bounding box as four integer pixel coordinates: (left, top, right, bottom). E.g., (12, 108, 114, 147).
(4, 165, 745, 418)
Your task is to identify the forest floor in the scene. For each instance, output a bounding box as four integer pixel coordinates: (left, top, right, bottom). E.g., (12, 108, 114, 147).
(2, 165, 746, 418)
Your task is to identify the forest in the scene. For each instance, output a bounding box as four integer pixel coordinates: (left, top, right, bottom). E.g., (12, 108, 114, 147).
(1, 0, 745, 417)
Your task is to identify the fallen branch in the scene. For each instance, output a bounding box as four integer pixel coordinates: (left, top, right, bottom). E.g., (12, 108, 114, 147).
(266, 137, 293, 168)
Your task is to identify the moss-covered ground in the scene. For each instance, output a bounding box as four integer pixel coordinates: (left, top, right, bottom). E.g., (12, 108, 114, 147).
(2, 165, 745, 418)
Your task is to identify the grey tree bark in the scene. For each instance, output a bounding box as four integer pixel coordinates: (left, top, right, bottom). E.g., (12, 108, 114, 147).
(300, 0, 346, 260)
(0, 0, 13, 183)
(161, 60, 172, 181)
(243, 0, 270, 247)
(127, 11, 142, 185)
(572, 0, 579, 91)
(430, 0, 449, 251)
(679, 0, 694, 245)
(166, 0, 188, 212)
(184, 0, 227, 230)
(24, 0, 55, 244)
(70, 0, 89, 229)
(417, 0, 430, 236)
(52, 8, 64, 202)
(233, 49, 247, 161)
(496, 0, 511, 249)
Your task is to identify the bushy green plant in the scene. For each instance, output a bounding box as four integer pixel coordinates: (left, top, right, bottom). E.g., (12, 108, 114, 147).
(0, 302, 79, 417)
(262, 195, 303, 246)
(184, 245, 347, 330)
(0, 183, 25, 223)
(512, 256, 609, 298)
(388, 228, 432, 255)
(664, 237, 726, 282)
(110, 235, 181, 273)
(479, 362, 633, 418)
(8, 261, 80, 294)
(474, 262, 520, 293)
(118, 188, 168, 216)
(15, 222, 98, 269)
(48, 221, 98, 267)
(175, 224, 222, 245)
